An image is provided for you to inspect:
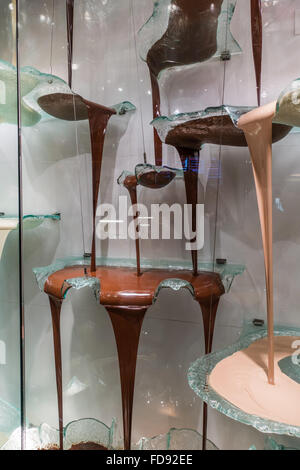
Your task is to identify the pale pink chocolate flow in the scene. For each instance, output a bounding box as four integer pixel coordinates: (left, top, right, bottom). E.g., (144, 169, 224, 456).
(238, 102, 277, 385)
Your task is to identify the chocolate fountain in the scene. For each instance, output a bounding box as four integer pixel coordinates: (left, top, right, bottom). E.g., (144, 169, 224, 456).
(30, 0, 296, 451)
(32, 0, 247, 451)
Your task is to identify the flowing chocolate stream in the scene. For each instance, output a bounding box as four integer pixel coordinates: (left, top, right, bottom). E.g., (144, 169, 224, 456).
(38, 93, 116, 272)
(49, 296, 64, 450)
(176, 147, 200, 277)
(66, 0, 74, 89)
(146, 0, 223, 166)
(123, 175, 141, 276)
(106, 305, 147, 450)
(44, 265, 225, 450)
(238, 102, 277, 385)
(251, 0, 263, 105)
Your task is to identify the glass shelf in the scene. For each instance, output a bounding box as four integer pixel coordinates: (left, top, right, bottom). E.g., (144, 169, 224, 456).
(138, 0, 241, 79)
(0, 213, 60, 259)
(274, 78, 300, 128)
(188, 323, 300, 438)
(135, 427, 218, 451)
(1, 418, 115, 450)
(151, 105, 292, 147)
(250, 436, 300, 451)
(0, 60, 69, 126)
(37, 93, 136, 122)
(0, 60, 136, 126)
(118, 163, 183, 190)
(33, 256, 245, 297)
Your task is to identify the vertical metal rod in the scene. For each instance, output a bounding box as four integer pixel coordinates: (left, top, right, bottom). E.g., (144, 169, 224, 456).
(16, 0, 25, 450)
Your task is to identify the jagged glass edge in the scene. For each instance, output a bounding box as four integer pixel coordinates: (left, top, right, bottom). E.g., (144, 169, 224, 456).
(273, 78, 300, 128)
(188, 323, 300, 438)
(33, 257, 245, 296)
(0, 213, 61, 221)
(153, 278, 195, 303)
(151, 105, 254, 142)
(135, 427, 218, 450)
(0, 60, 136, 125)
(0, 60, 70, 126)
(263, 436, 299, 451)
(0, 213, 60, 231)
(1, 418, 115, 450)
(138, 0, 241, 70)
(63, 276, 100, 302)
(112, 101, 136, 115)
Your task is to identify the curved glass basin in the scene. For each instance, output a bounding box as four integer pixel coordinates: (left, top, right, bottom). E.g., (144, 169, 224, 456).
(188, 323, 300, 438)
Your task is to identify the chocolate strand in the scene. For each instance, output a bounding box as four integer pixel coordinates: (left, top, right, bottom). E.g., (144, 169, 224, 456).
(251, 0, 263, 105)
(66, 0, 74, 89)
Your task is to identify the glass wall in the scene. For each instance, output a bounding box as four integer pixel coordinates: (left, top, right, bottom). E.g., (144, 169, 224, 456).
(0, 0, 22, 450)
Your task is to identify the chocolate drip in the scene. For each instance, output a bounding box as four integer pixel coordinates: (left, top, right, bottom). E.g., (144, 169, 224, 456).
(150, 72, 163, 166)
(45, 265, 224, 450)
(49, 296, 64, 451)
(176, 147, 200, 276)
(82, 98, 116, 272)
(123, 175, 141, 276)
(107, 306, 147, 450)
(146, 0, 223, 165)
(37, 93, 116, 272)
(198, 296, 220, 450)
(251, 0, 263, 105)
(66, 0, 74, 89)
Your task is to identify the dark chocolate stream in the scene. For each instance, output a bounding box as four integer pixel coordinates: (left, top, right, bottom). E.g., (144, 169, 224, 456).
(123, 175, 141, 277)
(38, 93, 116, 272)
(146, 0, 223, 166)
(66, 0, 74, 89)
(251, 0, 263, 105)
(45, 265, 224, 450)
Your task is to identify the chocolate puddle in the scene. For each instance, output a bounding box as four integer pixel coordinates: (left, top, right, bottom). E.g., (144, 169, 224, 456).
(137, 169, 176, 189)
(146, 0, 223, 166)
(45, 265, 224, 450)
(251, 0, 263, 105)
(41, 442, 108, 451)
(66, 0, 74, 89)
(38, 93, 116, 272)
